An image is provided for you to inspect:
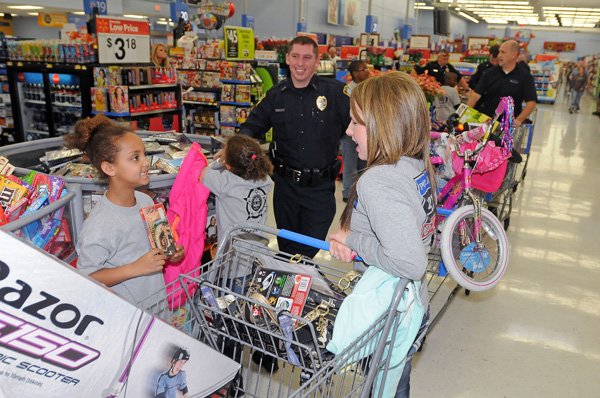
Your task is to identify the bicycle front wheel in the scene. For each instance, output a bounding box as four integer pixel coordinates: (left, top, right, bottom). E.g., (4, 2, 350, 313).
(440, 206, 509, 291)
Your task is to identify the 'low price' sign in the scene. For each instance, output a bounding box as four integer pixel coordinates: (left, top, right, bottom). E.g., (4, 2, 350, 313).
(96, 16, 150, 64)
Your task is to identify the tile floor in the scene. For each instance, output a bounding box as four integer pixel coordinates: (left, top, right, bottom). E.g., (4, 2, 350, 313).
(264, 89, 600, 397)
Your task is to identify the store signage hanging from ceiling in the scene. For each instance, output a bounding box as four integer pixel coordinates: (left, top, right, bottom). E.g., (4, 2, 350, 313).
(83, 0, 108, 15)
(37, 13, 68, 28)
(543, 42, 576, 52)
(96, 16, 151, 64)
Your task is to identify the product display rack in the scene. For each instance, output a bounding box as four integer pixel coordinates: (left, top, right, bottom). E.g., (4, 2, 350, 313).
(0, 62, 15, 145)
(530, 63, 557, 104)
(90, 64, 182, 132)
(219, 61, 256, 137)
(178, 60, 222, 136)
(6, 61, 94, 142)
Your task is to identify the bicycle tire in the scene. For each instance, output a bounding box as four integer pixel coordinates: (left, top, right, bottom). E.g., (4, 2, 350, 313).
(440, 206, 509, 291)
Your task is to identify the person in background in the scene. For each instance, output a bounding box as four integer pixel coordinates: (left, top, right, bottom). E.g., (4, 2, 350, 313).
(152, 43, 170, 68)
(467, 40, 537, 128)
(568, 64, 588, 114)
(240, 36, 350, 259)
(66, 115, 184, 305)
(468, 44, 499, 90)
(517, 52, 531, 73)
(418, 50, 469, 90)
(327, 45, 341, 63)
(340, 60, 369, 202)
(434, 71, 462, 123)
(329, 72, 435, 397)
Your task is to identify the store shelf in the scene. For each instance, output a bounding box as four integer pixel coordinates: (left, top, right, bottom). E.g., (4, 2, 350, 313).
(128, 83, 178, 91)
(52, 102, 82, 108)
(92, 108, 179, 117)
(24, 99, 46, 105)
(220, 101, 252, 107)
(193, 123, 217, 129)
(183, 100, 219, 107)
(26, 129, 50, 136)
(220, 79, 253, 85)
(220, 122, 241, 127)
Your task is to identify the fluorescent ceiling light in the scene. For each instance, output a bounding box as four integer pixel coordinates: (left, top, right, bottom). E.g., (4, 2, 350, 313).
(27, 12, 38, 16)
(123, 14, 147, 19)
(71, 11, 85, 15)
(7, 5, 43, 10)
(415, 6, 434, 10)
(458, 11, 479, 23)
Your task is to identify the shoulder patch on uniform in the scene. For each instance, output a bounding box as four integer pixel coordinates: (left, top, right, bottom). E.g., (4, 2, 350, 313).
(343, 84, 351, 97)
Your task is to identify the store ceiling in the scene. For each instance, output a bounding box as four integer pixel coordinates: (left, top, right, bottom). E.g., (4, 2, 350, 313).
(423, 0, 600, 28)
(1, 1, 599, 29)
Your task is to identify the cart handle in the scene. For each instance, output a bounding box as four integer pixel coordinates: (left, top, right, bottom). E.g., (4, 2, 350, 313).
(216, 223, 363, 262)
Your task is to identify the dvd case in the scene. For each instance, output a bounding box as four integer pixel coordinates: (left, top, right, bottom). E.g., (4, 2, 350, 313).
(139, 203, 177, 257)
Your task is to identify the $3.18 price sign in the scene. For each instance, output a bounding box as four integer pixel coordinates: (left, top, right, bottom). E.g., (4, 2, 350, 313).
(106, 37, 138, 60)
(96, 17, 150, 64)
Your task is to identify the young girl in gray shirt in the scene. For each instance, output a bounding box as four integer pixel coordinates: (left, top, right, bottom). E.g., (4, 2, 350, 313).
(328, 72, 436, 398)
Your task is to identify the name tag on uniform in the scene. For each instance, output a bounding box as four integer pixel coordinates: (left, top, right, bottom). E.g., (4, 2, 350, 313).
(433, 69, 439, 73)
(509, 79, 519, 84)
(275, 108, 285, 113)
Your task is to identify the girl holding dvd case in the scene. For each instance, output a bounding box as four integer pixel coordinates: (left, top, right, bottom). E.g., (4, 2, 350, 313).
(65, 115, 184, 304)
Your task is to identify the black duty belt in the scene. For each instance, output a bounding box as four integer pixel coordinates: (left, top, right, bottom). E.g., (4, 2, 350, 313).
(273, 158, 341, 186)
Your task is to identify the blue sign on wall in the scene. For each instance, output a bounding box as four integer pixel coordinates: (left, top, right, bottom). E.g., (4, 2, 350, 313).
(83, 0, 107, 15)
(366, 15, 378, 33)
(297, 21, 307, 32)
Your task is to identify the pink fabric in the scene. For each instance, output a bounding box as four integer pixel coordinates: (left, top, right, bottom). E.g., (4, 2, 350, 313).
(164, 143, 209, 309)
(451, 141, 509, 193)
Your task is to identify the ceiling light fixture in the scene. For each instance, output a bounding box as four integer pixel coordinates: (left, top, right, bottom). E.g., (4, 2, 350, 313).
(123, 14, 147, 19)
(7, 5, 43, 10)
(458, 11, 479, 23)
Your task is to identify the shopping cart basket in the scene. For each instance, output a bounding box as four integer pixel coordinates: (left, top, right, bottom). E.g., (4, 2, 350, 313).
(141, 223, 417, 398)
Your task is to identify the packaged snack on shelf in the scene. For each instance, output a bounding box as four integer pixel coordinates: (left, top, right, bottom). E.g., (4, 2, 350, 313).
(0, 156, 15, 176)
(0, 175, 29, 210)
(140, 203, 177, 257)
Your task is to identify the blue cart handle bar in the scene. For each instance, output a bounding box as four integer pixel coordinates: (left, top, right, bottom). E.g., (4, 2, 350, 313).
(217, 206, 450, 263)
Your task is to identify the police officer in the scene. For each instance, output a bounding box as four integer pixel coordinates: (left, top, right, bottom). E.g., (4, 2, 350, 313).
(468, 44, 499, 90)
(467, 40, 537, 128)
(418, 50, 469, 90)
(240, 36, 350, 258)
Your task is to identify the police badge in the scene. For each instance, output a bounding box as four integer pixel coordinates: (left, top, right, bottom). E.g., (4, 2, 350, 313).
(316, 95, 327, 111)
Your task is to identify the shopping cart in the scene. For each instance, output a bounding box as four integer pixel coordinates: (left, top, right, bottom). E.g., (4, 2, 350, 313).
(486, 112, 536, 230)
(141, 223, 418, 398)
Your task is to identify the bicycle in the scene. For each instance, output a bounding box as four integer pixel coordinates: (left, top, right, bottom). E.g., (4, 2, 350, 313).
(433, 98, 514, 292)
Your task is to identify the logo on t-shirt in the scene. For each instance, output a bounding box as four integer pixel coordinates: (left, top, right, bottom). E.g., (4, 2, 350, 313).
(245, 187, 268, 220)
(414, 171, 435, 241)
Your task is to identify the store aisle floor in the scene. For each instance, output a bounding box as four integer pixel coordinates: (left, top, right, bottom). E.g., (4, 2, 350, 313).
(411, 92, 600, 397)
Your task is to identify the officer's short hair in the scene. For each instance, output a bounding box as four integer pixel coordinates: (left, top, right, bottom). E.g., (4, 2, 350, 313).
(288, 36, 319, 58)
(489, 45, 500, 57)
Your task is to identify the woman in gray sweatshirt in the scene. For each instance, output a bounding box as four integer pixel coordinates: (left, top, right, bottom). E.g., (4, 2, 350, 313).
(329, 72, 436, 398)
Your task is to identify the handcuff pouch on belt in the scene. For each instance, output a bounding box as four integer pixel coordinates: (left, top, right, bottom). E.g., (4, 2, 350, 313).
(271, 148, 341, 187)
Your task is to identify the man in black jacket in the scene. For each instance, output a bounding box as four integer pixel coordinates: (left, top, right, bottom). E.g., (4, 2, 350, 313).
(469, 44, 499, 90)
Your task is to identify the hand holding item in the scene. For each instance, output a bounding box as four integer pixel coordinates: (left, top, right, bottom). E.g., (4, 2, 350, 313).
(133, 248, 166, 276)
(329, 229, 357, 262)
(169, 245, 186, 263)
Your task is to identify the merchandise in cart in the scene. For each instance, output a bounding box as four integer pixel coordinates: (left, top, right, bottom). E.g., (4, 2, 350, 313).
(142, 223, 422, 398)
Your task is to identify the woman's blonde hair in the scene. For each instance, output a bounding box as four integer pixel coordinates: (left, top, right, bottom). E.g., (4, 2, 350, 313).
(151, 43, 170, 68)
(341, 71, 436, 228)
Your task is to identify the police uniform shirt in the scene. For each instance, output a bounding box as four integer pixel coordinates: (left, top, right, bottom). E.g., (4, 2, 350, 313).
(240, 74, 350, 170)
(469, 60, 493, 89)
(423, 61, 463, 86)
(474, 65, 537, 118)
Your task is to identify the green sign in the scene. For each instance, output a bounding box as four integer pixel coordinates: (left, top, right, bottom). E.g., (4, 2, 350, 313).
(224, 26, 255, 61)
